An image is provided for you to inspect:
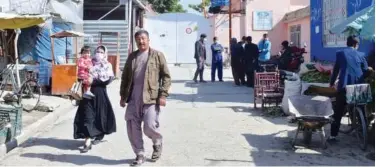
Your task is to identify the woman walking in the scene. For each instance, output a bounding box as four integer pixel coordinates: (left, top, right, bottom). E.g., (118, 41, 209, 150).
(73, 45, 116, 153)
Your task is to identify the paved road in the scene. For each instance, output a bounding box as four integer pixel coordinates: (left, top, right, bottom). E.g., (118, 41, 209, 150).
(0, 66, 374, 166)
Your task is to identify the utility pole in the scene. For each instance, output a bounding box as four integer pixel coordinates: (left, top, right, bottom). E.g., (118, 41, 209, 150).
(202, 0, 207, 18)
(229, 0, 232, 46)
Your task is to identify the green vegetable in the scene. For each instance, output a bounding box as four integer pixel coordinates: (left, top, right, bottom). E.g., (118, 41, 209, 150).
(263, 106, 285, 117)
(301, 70, 331, 83)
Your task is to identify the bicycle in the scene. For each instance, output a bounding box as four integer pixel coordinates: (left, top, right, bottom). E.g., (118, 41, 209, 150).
(339, 84, 373, 151)
(0, 63, 42, 112)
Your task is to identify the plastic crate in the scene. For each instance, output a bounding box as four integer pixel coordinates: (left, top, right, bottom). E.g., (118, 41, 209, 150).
(0, 112, 12, 144)
(0, 105, 23, 138)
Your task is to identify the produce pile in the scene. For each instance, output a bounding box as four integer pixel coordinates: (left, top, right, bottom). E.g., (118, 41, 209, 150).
(301, 70, 331, 83)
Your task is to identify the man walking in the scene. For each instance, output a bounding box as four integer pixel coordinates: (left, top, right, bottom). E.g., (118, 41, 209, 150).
(120, 30, 171, 166)
(258, 34, 272, 68)
(244, 36, 259, 87)
(193, 34, 207, 83)
(211, 37, 224, 82)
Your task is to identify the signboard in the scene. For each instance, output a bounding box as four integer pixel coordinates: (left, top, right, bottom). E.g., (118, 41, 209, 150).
(186, 28, 192, 34)
(253, 11, 273, 31)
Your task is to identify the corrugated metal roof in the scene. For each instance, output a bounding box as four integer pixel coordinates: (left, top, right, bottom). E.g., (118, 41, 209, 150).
(83, 20, 129, 69)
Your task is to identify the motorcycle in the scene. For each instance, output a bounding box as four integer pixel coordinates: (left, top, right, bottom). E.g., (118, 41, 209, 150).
(287, 44, 307, 73)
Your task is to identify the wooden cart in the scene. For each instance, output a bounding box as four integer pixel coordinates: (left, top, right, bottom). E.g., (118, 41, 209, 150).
(50, 30, 86, 95)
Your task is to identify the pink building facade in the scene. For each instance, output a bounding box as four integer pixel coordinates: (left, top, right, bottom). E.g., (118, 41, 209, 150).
(210, 0, 310, 59)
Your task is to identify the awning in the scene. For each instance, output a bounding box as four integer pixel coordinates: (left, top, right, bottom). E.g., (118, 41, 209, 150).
(0, 13, 50, 29)
(330, 1, 375, 40)
(50, 30, 89, 38)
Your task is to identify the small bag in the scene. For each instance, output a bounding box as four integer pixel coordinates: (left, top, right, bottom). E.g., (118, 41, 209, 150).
(69, 81, 83, 100)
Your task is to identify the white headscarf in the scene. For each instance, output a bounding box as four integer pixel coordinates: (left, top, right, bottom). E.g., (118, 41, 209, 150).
(90, 45, 114, 81)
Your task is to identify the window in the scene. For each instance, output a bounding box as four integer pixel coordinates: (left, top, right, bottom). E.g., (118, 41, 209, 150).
(290, 25, 301, 47)
(322, 0, 347, 47)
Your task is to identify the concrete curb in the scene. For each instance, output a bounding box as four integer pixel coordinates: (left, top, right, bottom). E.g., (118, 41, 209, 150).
(0, 103, 76, 159)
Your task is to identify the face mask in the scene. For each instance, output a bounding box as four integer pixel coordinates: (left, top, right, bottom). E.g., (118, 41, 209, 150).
(204, 38, 207, 42)
(94, 53, 105, 61)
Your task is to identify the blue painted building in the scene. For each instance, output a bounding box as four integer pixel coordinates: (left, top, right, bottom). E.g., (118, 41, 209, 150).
(310, 0, 374, 62)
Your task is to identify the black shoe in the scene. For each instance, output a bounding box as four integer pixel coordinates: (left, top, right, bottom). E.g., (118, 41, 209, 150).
(92, 135, 104, 145)
(80, 143, 92, 153)
(211, 80, 215, 82)
(219, 80, 224, 82)
(193, 79, 198, 83)
(151, 144, 162, 162)
(92, 139, 103, 145)
(200, 80, 207, 83)
(327, 136, 338, 144)
(131, 154, 145, 166)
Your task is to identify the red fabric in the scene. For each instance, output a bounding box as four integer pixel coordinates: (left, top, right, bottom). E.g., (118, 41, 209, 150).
(77, 56, 93, 85)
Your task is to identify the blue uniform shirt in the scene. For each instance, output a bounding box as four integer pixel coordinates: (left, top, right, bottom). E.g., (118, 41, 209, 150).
(211, 43, 223, 63)
(258, 39, 271, 62)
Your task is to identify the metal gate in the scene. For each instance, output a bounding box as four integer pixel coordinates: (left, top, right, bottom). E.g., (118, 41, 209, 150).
(83, 20, 129, 69)
(145, 13, 213, 64)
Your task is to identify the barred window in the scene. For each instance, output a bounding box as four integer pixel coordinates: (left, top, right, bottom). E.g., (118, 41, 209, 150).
(322, 0, 347, 47)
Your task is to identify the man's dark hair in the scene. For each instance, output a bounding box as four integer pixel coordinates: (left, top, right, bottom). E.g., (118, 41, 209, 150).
(246, 36, 252, 42)
(263, 33, 268, 38)
(80, 45, 90, 54)
(135, 29, 149, 38)
(347, 35, 359, 47)
(213, 37, 217, 41)
(200, 34, 207, 38)
(242, 36, 247, 41)
(281, 41, 289, 49)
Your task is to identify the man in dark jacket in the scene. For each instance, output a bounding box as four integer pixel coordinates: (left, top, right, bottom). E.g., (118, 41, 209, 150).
(230, 37, 246, 85)
(278, 40, 293, 71)
(244, 36, 259, 87)
(328, 36, 369, 143)
(193, 34, 207, 83)
(237, 36, 247, 85)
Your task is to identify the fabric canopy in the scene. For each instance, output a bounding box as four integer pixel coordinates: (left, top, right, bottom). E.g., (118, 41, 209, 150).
(0, 13, 50, 29)
(50, 30, 88, 38)
(330, 1, 375, 40)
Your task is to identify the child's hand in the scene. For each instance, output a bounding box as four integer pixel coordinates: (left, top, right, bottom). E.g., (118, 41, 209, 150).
(88, 77, 93, 84)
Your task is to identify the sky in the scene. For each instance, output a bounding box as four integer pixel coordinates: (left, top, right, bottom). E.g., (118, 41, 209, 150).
(180, 0, 202, 14)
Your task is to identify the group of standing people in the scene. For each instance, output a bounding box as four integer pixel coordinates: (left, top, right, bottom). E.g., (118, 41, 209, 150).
(193, 34, 225, 83)
(74, 29, 171, 166)
(230, 34, 271, 87)
(192, 33, 272, 86)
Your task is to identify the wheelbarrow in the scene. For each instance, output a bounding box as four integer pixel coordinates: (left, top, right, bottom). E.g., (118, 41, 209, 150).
(288, 95, 334, 149)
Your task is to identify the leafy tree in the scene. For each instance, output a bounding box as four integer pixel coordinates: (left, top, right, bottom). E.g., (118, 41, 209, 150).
(188, 0, 210, 13)
(145, 0, 187, 13)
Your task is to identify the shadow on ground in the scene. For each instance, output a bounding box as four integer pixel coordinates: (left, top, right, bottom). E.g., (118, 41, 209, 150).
(20, 153, 132, 165)
(18, 137, 133, 165)
(20, 137, 83, 150)
(241, 130, 374, 166)
(219, 106, 293, 127)
(168, 80, 253, 104)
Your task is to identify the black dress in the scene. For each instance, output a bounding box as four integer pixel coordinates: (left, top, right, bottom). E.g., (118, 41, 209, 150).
(73, 78, 116, 139)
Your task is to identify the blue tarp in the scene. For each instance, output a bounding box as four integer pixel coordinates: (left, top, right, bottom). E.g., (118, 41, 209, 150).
(211, 0, 229, 7)
(18, 22, 73, 86)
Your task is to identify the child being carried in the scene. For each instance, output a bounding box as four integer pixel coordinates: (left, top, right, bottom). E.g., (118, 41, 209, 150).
(77, 46, 95, 99)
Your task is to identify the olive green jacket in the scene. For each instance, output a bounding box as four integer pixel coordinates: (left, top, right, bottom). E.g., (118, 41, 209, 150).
(120, 48, 171, 104)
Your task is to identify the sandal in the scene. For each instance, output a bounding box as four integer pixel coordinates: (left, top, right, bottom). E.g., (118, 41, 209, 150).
(130, 155, 145, 166)
(151, 144, 162, 162)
